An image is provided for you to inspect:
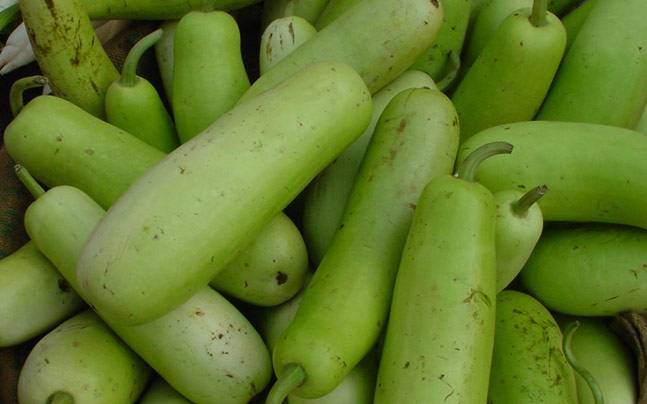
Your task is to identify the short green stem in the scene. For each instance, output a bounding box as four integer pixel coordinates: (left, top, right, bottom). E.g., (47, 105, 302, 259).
(266, 364, 306, 404)
(120, 28, 163, 87)
(9, 75, 48, 116)
(47, 391, 74, 404)
(512, 185, 548, 216)
(563, 321, 605, 404)
(14, 165, 45, 199)
(456, 142, 513, 182)
(529, 0, 548, 27)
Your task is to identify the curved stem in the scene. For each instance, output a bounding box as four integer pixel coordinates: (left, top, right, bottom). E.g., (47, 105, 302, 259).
(266, 364, 306, 404)
(9, 75, 48, 116)
(436, 51, 461, 92)
(529, 0, 548, 27)
(14, 165, 45, 199)
(456, 142, 513, 182)
(563, 321, 605, 404)
(120, 28, 163, 87)
(47, 391, 74, 404)
(512, 185, 548, 216)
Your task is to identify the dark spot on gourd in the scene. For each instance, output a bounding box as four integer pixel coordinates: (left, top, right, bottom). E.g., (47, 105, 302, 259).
(519, 41, 524, 47)
(244, 281, 249, 288)
(90, 80, 100, 94)
(84, 149, 94, 155)
(397, 119, 407, 133)
(56, 135, 63, 142)
(288, 22, 295, 43)
(195, 309, 205, 316)
(72, 341, 80, 347)
(45, 0, 57, 17)
(58, 279, 70, 292)
(605, 295, 619, 302)
(276, 271, 288, 285)
(179, 166, 187, 174)
(403, 361, 410, 369)
(430, 0, 439, 7)
(44, 358, 50, 364)
(409, 203, 417, 210)
(226, 373, 234, 378)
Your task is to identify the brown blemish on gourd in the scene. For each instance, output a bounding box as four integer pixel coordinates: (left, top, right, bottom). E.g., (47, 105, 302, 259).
(397, 119, 407, 134)
(430, 0, 439, 7)
(58, 279, 70, 292)
(45, 0, 57, 17)
(288, 22, 295, 43)
(276, 271, 288, 285)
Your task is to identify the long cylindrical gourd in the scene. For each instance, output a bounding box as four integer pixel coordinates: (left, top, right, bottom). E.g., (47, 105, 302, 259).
(77, 62, 372, 325)
(254, 276, 378, 404)
(270, 88, 459, 399)
(462, 0, 577, 67)
(259, 16, 317, 75)
(451, 1, 566, 141)
(493, 187, 544, 292)
(105, 29, 179, 153)
(154, 20, 178, 103)
(521, 224, 647, 316)
(458, 121, 647, 228)
(240, 0, 444, 100)
(17, 310, 151, 404)
(0, 242, 83, 347)
(536, 0, 647, 128)
(20, 0, 119, 118)
(25, 185, 273, 403)
(561, 0, 594, 51)
(210, 213, 309, 306)
(302, 70, 436, 265)
(5, 96, 310, 309)
(410, 0, 472, 82)
(375, 156, 498, 402)
(139, 378, 192, 404)
(173, 11, 250, 143)
(487, 291, 578, 403)
(83, 0, 262, 19)
(558, 317, 637, 404)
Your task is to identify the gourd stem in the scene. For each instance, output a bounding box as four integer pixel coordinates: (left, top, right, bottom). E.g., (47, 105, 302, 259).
(563, 321, 605, 404)
(529, 0, 548, 27)
(9, 75, 48, 116)
(266, 364, 306, 404)
(456, 142, 513, 182)
(512, 185, 548, 216)
(120, 28, 163, 87)
(14, 165, 45, 199)
(47, 391, 74, 404)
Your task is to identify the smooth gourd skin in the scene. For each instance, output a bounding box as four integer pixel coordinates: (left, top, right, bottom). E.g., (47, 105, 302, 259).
(536, 0, 647, 128)
(4, 95, 166, 210)
(20, 0, 119, 118)
(259, 16, 317, 75)
(558, 317, 637, 404)
(488, 291, 577, 403)
(83, 0, 263, 19)
(375, 175, 497, 403)
(521, 224, 647, 316)
(173, 11, 250, 142)
(410, 0, 472, 82)
(452, 8, 566, 141)
(77, 62, 372, 325)
(561, 0, 594, 51)
(493, 189, 543, 292)
(139, 378, 192, 404)
(0, 242, 83, 347)
(210, 213, 309, 306)
(25, 186, 273, 403)
(637, 105, 647, 135)
(105, 78, 179, 153)
(274, 88, 459, 398)
(154, 20, 178, 103)
(17, 311, 151, 404)
(254, 275, 378, 404)
(241, 0, 444, 100)
(302, 70, 436, 265)
(4, 95, 310, 307)
(458, 121, 647, 228)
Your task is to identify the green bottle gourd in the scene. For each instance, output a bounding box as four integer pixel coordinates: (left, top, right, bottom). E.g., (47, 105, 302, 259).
(20, 177, 272, 403)
(487, 291, 578, 403)
(561, 0, 594, 51)
(262, 0, 330, 26)
(302, 70, 436, 265)
(20, 0, 119, 118)
(259, 16, 317, 75)
(493, 186, 545, 292)
(83, 0, 263, 20)
(374, 143, 506, 403)
(138, 378, 192, 404)
(154, 20, 178, 103)
(17, 310, 151, 404)
(173, 11, 250, 143)
(536, 0, 647, 128)
(451, 0, 566, 141)
(268, 88, 459, 400)
(105, 29, 179, 153)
